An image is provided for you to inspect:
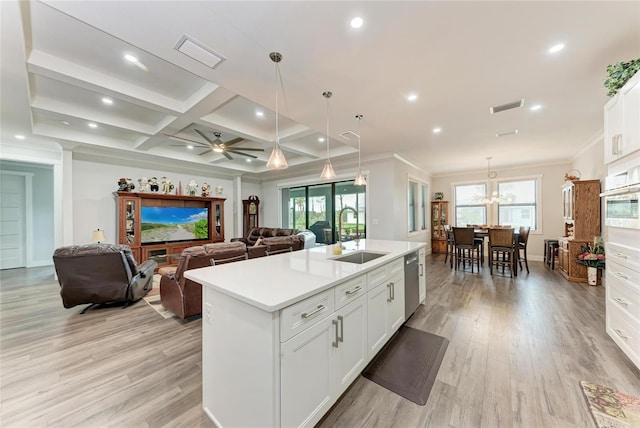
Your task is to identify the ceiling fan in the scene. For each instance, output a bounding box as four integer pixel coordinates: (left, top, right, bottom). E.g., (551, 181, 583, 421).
(166, 129, 264, 160)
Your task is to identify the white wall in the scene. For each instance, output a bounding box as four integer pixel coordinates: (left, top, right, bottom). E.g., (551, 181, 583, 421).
(432, 161, 571, 260)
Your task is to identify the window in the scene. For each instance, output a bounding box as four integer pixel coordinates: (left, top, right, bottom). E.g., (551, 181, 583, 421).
(498, 179, 539, 230)
(454, 183, 487, 226)
(281, 180, 365, 245)
(408, 180, 418, 233)
(421, 183, 428, 230)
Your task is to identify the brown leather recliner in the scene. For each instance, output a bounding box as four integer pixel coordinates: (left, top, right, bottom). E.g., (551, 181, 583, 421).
(53, 243, 157, 311)
(231, 227, 298, 246)
(159, 242, 247, 319)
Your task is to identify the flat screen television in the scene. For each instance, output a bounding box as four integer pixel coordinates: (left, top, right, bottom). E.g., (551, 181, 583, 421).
(140, 206, 209, 244)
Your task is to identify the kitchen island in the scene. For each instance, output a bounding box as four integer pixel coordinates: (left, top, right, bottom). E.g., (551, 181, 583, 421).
(185, 239, 426, 428)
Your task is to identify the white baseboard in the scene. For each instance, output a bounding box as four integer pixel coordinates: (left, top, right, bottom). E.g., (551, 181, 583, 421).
(28, 259, 54, 268)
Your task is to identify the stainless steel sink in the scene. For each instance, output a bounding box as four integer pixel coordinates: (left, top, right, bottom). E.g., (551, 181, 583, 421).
(332, 251, 388, 264)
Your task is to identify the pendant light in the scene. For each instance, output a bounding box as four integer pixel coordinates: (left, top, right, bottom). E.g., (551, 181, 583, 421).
(266, 52, 288, 170)
(354, 114, 367, 186)
(320, 91, 337, 180)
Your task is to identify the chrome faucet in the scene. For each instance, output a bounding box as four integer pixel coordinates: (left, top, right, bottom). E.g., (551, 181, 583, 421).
(337, 206, 359, 249)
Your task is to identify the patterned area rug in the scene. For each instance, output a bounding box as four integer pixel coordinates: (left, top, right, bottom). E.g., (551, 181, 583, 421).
(581, 381, 640, 428)
(142, 274, 177, 319)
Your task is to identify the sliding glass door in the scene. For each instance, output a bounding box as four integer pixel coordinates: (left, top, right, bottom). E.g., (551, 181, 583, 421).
(282, 180, 365, 245)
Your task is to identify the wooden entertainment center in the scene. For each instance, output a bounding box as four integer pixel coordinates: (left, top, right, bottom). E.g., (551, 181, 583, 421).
(114, 191, 225, 267)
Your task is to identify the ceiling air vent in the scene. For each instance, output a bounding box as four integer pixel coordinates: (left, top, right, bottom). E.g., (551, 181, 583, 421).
(490, 99, 524, 114)
(339, 130, 359, 140)
(496, 129, 519, 137)
(174, 35, 226, 69)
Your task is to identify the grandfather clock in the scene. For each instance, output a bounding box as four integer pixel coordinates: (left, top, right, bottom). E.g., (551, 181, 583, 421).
(242, 195, 260, 236)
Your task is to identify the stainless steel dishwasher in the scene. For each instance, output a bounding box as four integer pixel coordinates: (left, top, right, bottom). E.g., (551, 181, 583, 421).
(404, 251, 420, 319)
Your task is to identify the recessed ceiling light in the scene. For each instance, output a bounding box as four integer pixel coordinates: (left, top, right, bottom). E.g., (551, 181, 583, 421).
(432, 127, 442, 134)
(15, 134, 25, 140)
(530, 104, 542, 111)
(407, 94, 418, 102)
(123, 53, 148, 71)
(102, 97, 113, 105)
(351, 17, 364, 29)
(256, 111, 264, 117)
(318, 137, 325, 143)
(187, 145, 194, 149)
(548, 43, 565, 53)
(246, 159, 252, 163)
(88, 122, 98, 129)
(60, 121, 70, 126)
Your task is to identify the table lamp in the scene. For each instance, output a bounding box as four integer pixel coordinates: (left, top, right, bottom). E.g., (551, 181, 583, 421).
(92, 229, 106, 243)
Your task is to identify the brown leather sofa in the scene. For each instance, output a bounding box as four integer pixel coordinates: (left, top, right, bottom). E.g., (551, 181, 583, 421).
(53, 243, 157, 311)
(159, 242, 247, 319)
(232, 227, 305, 258)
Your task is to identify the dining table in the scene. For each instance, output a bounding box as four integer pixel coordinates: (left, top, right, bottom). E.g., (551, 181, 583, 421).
(447, 228, 521, 275)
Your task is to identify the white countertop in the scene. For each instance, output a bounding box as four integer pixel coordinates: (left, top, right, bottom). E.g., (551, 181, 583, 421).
(184, 239, 425, 312)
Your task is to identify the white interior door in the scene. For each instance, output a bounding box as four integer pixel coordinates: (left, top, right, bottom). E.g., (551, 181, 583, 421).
(0, 174, 26, 269)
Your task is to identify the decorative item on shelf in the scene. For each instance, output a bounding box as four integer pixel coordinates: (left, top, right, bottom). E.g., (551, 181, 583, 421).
(117, 178, 135, 192)
(201, 182, 211, 197)
(266, 52, 288, 170)
(564, 169, 581, 182)
(137, 177, 149, 192)
(187, 179, 198, 196)
(161, 176, 174, 194)
(576, 237, 605, 286)
(177, 180, 183, 196)
(92, 228, 106, 243)
(149, 177, 159, 192)
(215, 185, 223, 196)
(354, 114, 367, 186)
(604, 58, 640, 97)
(434, 192, 444, 201)
(320, 91, 337, 180)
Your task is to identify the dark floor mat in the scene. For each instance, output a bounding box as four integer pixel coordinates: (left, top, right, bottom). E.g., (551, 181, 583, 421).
(362, 326, 449, 405)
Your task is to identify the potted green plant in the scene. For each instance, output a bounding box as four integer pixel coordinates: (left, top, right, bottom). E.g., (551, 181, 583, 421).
(604, 58, 640, 97)
(576, 237, 605, 285)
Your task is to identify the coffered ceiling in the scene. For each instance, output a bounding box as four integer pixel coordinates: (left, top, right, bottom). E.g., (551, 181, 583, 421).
(2, 1, 639, 178)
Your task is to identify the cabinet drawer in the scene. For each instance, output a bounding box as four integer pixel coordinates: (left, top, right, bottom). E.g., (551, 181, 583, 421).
(388, 258, 404, 277)
(334, 275, 366, 310)
(607, 304, 640, 367)
(367, 265, 388, 291)
(607, 270, 640, 323)
(607, 242, 640, 274)
(607, 259, 640, 288)
(281, 289, 335, 342)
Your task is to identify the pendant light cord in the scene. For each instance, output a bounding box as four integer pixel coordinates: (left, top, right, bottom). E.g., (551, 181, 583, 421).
(325, 94, 330, 159)
(275, 62, 280, 145)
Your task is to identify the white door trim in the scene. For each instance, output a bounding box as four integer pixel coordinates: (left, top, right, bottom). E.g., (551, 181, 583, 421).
(1, 171, 33, 267)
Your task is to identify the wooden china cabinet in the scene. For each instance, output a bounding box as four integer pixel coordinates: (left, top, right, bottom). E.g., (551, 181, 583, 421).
(557, 179, 601, 282)
(114, 191, 225, 268)
(431, 201, 449, 254)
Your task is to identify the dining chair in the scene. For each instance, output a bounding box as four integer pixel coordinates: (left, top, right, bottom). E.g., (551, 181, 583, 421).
(443, 225, 454, 267)
(517, 226, 530, 273)
(488, 228, 516, 277)
(453, 227, 482, 273)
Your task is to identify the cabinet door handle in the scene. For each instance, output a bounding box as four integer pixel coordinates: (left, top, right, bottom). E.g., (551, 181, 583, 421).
(616, 272, 629, 280)
(332, 319, 340, 348)
(387, 283, 392, 302)
(337, 315, 344, 343)
(390, 281, 395, 301)
(613, 297, 629, 306)
(301, 304, 325, 319)
(614, 329, 629, 340)
(345, 286, 362, 296)
(419, 264, 424, 276)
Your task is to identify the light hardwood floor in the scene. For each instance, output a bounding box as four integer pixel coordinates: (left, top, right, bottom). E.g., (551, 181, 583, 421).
(1, 256, 639, 427)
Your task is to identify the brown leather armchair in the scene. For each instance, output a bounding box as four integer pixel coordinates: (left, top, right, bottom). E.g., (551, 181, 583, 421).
(231, 227, 298, 246)
(53, 243, 157, 312)
(159, 242, 247, 319)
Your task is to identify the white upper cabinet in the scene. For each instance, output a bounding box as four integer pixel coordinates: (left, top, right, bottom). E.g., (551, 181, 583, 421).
(605, 70, 640, 164)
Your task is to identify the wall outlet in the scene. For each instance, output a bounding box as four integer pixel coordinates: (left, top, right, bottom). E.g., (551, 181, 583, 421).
(205, 302, 212, 325)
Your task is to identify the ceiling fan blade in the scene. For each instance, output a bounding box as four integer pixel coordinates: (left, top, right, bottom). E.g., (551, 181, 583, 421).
(164, 134, 208, 146)
(226, 150, 258, 159)
(222, 151, 233, 160)
(224, 137, 244, 147)
(194, 129, 214, 144)
(226, 147, 264, 152)
(198, 148, 213, 156)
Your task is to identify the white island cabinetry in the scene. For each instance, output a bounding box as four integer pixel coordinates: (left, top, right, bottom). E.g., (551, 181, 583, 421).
(186, 239, 424, 428)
